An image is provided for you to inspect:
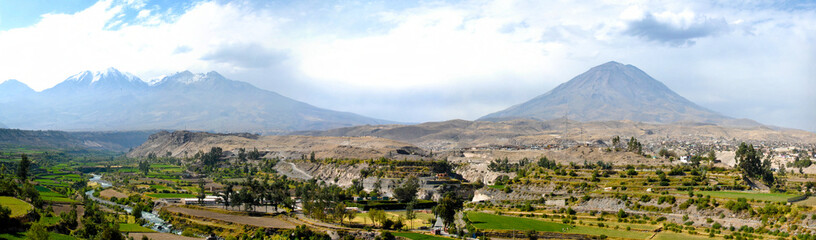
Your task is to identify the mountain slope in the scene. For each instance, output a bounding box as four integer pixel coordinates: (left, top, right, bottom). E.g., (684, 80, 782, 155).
(479, 61, 757, 127)
(0, 128, 154, 151)
(298, 119, 816, 150)
(0, 69, 392, 133)
(0, 79, 36, 103)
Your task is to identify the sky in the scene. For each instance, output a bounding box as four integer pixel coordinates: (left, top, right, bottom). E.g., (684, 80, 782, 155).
(0, 0, 814, 132)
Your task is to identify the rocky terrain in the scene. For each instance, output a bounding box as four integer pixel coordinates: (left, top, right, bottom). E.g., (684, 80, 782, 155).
(127, 130, 427, 160)
(298, 118, 816, 151)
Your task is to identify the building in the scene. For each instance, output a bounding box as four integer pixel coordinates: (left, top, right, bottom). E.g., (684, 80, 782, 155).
(181, 195, 223, 205)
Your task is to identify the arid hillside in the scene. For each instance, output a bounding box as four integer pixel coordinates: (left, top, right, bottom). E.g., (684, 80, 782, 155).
(297, 119, 816, 150)
(127, 130, 427, 160)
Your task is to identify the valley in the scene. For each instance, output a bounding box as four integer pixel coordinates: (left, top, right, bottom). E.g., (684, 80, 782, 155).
(1, 62, 814, 240)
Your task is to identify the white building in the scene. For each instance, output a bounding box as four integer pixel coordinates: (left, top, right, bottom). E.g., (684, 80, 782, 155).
(181, 195, 223, 205)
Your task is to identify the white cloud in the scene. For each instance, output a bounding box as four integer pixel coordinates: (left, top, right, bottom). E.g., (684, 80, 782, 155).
(0, 0, 813, 131)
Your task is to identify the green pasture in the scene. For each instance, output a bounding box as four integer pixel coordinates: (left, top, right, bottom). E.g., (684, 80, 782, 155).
(0, 196, 33, 217)
(467, 212, 652, 239)
(147, 193, 195, 198)
(119, 223, 155, 232)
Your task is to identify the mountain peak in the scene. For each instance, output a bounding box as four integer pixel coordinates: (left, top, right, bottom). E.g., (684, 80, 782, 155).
(0, 79, 34, 91)
(479, 61, 741, 126)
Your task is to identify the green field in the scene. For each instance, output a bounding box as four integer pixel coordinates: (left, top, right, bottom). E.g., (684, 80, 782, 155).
(0, 196, 33, 217)
(467, 212, 652, 239)
(653, 232, 715, 240)
(41, 195, 79, 203)
(119, 223, 155, 232)
(147, 193, 195, 198)
(468, 212, 570, 232)
(393, 232, 454, 240)
(695, 191, 796, 202)
(0, 232, 76, 240)
(150, 184, 173, 191)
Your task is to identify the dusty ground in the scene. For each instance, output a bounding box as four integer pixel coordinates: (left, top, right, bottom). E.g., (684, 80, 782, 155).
(165, 206, 295, 229)
(128, 131, 425, 160)
(99, 189, 128, 200)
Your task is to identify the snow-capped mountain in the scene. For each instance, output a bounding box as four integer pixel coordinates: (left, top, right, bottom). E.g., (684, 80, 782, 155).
(0, 68, 394, 133)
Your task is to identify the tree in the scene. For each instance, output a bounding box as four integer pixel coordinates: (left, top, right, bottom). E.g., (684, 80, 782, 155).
(310, 151, 316, 162)
(238, 148, 247, 161)
(138, 160, 150, 176)
(433, 192, 463, 229)
(17, 154, 30, 182)
(627, 137, 642, 154)
(132, 204, 143, 218)
(197, 178, 206, 205)
(405, 201, 417, 229)
(27, 222, 50, 240)
(393, 177, 420, 203)
(735, 142, 774, 184)
(707, 150, 717, 162)
(368, 209, 386, 227)
(219, 183, 234, 210)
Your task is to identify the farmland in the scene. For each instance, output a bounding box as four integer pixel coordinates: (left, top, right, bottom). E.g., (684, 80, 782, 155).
(0, 196, 33, 217)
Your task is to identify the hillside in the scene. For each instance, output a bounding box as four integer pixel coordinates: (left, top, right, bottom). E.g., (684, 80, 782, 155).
(297, 119, 816, 150)
(0, 69, 393, 133)
(0, 128, 154, 152)
(127, 130, 427, 160)
(480, 61, 759, 127)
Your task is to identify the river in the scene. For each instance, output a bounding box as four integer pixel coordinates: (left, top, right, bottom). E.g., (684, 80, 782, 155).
(86, 174, 178, 234)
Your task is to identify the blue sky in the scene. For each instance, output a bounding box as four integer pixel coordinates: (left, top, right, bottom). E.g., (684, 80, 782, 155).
(0, 0, 814, 132)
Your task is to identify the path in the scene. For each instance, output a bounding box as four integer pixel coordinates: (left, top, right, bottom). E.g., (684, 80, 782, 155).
(281, 160, 313, 179)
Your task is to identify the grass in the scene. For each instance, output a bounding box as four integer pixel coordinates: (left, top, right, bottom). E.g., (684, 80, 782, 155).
(653, 232, 716, 240)
(0, 232, 76, 240)
(0, 196, 33, 217)
(393, 232, 454, 240)
(147, 193, 196, 198)
(41, 216, 62, 226)
(467, 212, 570, 232)
(487, 185, 506, 190)
(119, 223, 155, 232)
(467, 212, 652, 239)
(694, 191, 796, 202)
(150, 184, 173, 191)
(41, 195, 78, 203)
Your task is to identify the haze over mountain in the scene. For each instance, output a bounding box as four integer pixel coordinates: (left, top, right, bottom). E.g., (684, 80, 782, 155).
(0, 68, 393, 133)
(479, 61, 759, 127)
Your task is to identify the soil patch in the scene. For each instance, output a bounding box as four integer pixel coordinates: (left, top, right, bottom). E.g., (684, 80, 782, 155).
(100, 189, 128, 200)
(165, 206, 295, 229)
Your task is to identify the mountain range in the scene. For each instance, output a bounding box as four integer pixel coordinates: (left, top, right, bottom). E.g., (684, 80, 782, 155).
(479, 61, 759, 127)
(0, 68, 392, 133)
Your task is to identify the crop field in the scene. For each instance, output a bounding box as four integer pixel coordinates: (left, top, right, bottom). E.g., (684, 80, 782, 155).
(467, 212, 570, 232)
(694, 191, 795, 202)
(119, 223, 156, 232)
(0, 196, 33, 217)
(147, 193, 196, 198)
(393, 232, 453, 240)
(466, 212, 652, 239)
(150, 184, 173, 191)
(653, 232, 717, 240)
(0, 232, 76, 240)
